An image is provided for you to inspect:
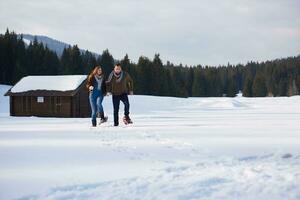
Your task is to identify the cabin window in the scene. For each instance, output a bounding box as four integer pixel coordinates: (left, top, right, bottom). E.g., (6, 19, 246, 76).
(37, 97, 44, 103)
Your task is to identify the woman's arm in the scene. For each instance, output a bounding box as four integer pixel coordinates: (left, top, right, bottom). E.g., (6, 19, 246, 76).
(86, 75, 94, 91)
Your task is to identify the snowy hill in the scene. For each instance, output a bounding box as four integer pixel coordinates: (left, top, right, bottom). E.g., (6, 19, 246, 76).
(20, 34, 99, 57)
(0, 84, 300, 199)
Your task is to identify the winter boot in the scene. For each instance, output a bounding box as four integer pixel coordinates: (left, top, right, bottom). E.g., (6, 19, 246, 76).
(92, 119, 97, 127)
(99, 112, 108, 124)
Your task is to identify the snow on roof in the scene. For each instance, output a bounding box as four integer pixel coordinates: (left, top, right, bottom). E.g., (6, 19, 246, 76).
(11, 75, 87, 93)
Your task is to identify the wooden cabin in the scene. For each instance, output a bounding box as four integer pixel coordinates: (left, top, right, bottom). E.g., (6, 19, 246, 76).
(5, 75, 91, 118)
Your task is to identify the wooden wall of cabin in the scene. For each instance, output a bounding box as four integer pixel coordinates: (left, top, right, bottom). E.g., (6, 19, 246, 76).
(11, 96, 72, 117)
(77, 82, 91, 118)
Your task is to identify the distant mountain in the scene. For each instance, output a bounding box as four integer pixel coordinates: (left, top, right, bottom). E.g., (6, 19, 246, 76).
(19, 34, 99, 57)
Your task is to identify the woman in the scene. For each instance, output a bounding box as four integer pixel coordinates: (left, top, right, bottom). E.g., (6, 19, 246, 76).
(86, 66, 107, 127)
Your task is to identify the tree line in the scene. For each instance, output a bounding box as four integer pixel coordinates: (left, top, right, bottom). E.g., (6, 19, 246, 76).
(1, 29, 299, 97)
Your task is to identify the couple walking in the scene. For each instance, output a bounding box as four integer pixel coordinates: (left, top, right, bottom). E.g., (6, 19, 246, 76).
(86, 63, 133, 127)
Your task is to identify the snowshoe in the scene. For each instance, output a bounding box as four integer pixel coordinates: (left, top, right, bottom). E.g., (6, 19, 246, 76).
(123, 116, 133, 125)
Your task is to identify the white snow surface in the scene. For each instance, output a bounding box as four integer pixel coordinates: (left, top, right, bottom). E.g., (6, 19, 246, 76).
(0, 85, 11, 116)
(0, 85, 300, 200)
(10, 75, 87, 93)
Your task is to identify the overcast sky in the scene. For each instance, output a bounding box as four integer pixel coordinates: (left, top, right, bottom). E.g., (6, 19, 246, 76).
(0, 0, 299, 66)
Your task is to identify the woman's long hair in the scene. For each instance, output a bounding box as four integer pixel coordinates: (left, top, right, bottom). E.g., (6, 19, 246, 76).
(89, 66, 103, 77)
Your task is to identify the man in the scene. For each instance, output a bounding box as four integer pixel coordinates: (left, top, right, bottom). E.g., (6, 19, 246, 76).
(106, 63, 133, 126)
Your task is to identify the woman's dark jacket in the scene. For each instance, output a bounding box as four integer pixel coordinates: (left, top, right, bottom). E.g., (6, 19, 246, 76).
(86, 75, 107, 95)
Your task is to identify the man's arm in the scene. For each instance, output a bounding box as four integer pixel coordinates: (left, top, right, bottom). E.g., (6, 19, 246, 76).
(127, 73, 134, 94)
(105, 71, 114, 94)
(105, 81, 111, 93)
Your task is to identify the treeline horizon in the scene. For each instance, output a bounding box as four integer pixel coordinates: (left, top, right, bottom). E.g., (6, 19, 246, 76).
(1, 29, 299, 97)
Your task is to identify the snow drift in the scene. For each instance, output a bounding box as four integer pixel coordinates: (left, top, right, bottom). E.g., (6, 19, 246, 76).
(0, 85, 300, 200)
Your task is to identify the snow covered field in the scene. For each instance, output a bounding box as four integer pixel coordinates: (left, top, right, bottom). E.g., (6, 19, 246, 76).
(0, 85, 300, 200)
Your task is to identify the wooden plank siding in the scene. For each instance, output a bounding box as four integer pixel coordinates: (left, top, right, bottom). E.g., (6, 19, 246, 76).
(7, 79, 91, 118)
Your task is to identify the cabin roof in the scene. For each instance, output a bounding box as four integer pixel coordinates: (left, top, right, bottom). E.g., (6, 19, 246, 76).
(5, 75, 87, 96)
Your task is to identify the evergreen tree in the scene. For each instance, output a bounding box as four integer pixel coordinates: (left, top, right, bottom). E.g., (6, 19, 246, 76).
(120, 54, 130, 72)
(192, 67, 207, 97)
(99, 49, 114, 75)
(82, 50, 97, 74)
(252, 73, 267, 97)
(243, 75, 253, 97)
(1, 29, 299, 98)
